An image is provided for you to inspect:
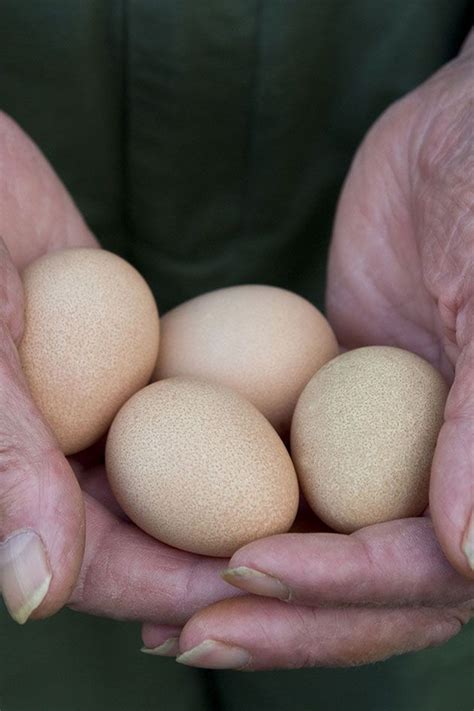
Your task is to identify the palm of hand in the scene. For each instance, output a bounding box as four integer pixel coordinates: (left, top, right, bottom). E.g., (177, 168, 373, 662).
(1, 35, 472, 670)
(0, 110, 233, 626)
(63, 447, 236, 625)
(327, 43, 473, 574)
(154, 36, 474, 670)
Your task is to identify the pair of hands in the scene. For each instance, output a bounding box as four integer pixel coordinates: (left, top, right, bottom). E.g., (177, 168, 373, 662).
(1, 33, 473, 671)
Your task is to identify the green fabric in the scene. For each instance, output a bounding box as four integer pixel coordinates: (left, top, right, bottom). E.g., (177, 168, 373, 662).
(2, 0, 472, 311)
(1, 1, 473, 709)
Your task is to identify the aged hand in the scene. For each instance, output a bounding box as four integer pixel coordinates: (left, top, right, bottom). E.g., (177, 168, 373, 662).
(143, 30, 474, 670)
(0, 114, 234, 627)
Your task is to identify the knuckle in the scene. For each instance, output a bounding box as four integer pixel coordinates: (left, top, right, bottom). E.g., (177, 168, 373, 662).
(0, 372, 59, 530)
(0, 450, 38, 537)
(0, 467, 32, 515)
(0, 240, 24, 343)
(0, 437, 23, 474)
(0, 351, 54, 454)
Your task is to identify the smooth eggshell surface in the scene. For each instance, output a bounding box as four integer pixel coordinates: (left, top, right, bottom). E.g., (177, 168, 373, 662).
(291, 346, 448, 533)
(153, 285, 338, 437)
(106, 377, 299, 556)
(19, 248, 160, 454)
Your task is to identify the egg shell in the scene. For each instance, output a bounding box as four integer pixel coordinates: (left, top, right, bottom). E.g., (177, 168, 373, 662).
(291, 346, 448, 533)
(19, 248, 160, 454)
(106, 377, 299, 556)
(153, 284, 338, 437)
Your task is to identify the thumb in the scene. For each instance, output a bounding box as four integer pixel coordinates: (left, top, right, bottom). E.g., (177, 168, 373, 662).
(414, 27, 474, 580)
(0, 239, 85, 623)
(430, 332, 474, 579)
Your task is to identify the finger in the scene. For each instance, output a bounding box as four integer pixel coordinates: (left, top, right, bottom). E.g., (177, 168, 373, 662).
(141, 624, 183, 657)
(68, 493, 242, 625)
(176, 597, 471, 670)
(431, 340, 474, 577)
(0, 315, 85, 623)
(220, 518, 474, 607)
(69, 461, 127, 520)
(0, 112, 97, 269)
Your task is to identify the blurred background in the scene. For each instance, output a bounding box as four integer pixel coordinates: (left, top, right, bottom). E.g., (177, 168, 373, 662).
(1, 2, 473, 709)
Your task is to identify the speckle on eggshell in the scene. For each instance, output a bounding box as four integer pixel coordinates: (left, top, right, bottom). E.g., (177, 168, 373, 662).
(153, 285, 338, 437)
(106, 377, 299, 556)
(291, 346, 449, 533)
(19, 248, 160, 455)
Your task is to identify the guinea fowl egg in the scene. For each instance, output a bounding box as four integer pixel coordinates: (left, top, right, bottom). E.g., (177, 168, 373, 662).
(19, 248, 160, 454)
(106, 377, 299, 556)
(153, 284, 338, 437)
(291, 346, 448, 533)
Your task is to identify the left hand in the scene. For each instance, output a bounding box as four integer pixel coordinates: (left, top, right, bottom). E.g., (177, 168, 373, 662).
(0, 116, 236, 629)
(142, 31, 474, 669)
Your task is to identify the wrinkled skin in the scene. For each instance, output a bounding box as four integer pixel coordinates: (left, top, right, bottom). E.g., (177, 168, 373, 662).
(144, 31, 474, 669)
(0, 115, 236, 626)
(1, 32, 473, 671)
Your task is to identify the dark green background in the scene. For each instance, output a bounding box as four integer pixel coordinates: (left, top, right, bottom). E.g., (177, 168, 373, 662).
(1, 601, 473, 711)
(1, 1, 473, 709)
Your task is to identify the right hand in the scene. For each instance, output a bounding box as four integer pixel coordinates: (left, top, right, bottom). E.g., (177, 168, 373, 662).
(0, 113, 234, 627)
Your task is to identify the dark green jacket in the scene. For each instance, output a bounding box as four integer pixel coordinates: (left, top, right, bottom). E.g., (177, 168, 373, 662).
(1, 2, 473, 709)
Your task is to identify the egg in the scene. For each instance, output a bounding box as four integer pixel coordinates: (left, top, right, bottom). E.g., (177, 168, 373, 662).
(106, 377, 299, 556)
(291, 346, 448, 532)
(19, 248, 160, 455)
(153, 285, 338, 437)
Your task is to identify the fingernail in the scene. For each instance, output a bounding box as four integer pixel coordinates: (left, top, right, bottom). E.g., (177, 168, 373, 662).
(221, 566, 292, 601)
(462, 510, 474, 570)
(176, 640, 251, 670)
(140, 637, 180, 657)
(0, 530, 52, 624)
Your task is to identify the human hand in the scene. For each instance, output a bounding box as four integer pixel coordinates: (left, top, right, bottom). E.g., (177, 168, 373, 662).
(142, 31, 474, 669)
(0, 114, 234, 627)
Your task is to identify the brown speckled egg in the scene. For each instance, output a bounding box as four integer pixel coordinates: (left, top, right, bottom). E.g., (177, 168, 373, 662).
(19, 248, 160, 455)
(291, 346, 448, 533)
(153, 285, 338, 437)
(106, 377, 299, 556)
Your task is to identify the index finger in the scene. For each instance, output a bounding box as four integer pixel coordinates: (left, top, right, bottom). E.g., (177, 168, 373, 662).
(221, 518, 474, 608)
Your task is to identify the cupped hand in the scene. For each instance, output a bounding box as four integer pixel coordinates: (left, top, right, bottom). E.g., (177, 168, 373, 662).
(157, 517, 472, 670)
(143, 30, 474, 670)
(0, 114, 234, 627)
